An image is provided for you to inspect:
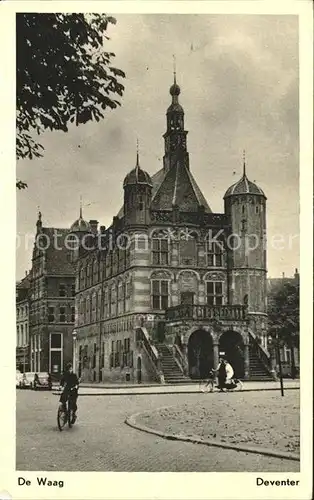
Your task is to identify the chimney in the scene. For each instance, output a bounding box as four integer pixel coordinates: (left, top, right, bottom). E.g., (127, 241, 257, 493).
(282, 272, 285, 279)
(25, 270, 27, 277)
(294, 268, 299, 279)
(100, 225, 106, 234)
(89, 220, 98, 234)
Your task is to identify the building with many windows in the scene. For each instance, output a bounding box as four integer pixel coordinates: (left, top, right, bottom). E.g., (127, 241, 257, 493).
(28, 212, 76, 377)
(16, 273, 31, 372)
(72, 76, 272, 384)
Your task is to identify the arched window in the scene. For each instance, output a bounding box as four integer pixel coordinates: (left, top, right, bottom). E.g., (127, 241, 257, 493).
(206, 281, 224, 305)
(79, 267, 84, 289)
(118, 281, 125, 315)
(125, 278, 131, 312)
(87, 263, 92, 287)
(152, 280, 169, 310)
(91, 293, 97, 322)
(152, 234, 169, 265)
(110, 283, 117, 317)
(96, 290, 100, 321)
(93, 258, 98, 284)
(138, 195, 144, 211)
(112, 249, 118, 275)
(206, 234, 224, 267)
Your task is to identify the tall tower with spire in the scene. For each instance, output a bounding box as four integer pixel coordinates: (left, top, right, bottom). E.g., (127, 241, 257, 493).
(224, 152, 267, 314)
(123, 143, 153, 226)
(69, 197, 91, 261)
(163, 65, 190, 173)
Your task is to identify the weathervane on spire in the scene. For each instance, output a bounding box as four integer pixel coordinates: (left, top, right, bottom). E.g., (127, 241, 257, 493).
(243, 149, 246, 176)
(136, 138, 140, 168)
(79, 195, 83, 218)
(173, 54, 177, 84)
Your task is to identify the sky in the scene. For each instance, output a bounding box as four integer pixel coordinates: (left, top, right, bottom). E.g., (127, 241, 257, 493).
(16, 14, 299, 280)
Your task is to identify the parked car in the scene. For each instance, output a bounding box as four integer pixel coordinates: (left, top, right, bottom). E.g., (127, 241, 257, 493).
(21, 372, 36, 389)
(16, 370, 23, 388)
(33, 372, 52, 391)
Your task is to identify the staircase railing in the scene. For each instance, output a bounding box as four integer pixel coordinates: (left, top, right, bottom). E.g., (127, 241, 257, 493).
(248, 330, 273, 377)
(172, 344, 189, 376)
(136, 327, 165, 384)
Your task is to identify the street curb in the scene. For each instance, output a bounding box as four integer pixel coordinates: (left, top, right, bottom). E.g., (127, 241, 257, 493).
(125, 412, 300, 463)
(80, 381, 298, 390)
(52, 387, 299, 397)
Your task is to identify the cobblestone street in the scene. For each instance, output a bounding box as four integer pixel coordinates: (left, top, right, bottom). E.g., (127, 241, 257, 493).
(16, 390, 299, 472)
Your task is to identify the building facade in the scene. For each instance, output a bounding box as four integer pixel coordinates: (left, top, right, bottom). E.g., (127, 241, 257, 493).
(73, 77, 272, 383)
(267, 269, 300, 376)
(28, 212, 76, 377)
(16, 274, 31, 372)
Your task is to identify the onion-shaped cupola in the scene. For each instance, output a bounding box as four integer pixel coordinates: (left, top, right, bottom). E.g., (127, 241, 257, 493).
(70, 201, 91, 233)
(123, 146, 152, 188)
(123, 142, 152, 226)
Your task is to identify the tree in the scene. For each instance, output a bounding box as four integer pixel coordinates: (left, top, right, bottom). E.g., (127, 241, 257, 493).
(16, 13, 125, 188)
(268, 280, 299, 377)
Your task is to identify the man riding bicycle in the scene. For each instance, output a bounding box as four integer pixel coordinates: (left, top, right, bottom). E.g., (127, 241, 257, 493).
(59, 362, 79, 423)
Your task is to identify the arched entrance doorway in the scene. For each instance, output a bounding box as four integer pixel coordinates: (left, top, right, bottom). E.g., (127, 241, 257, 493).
(136, 356, 142, 384)
(219, 330, 244, 378)
(188, 330, 213, 379)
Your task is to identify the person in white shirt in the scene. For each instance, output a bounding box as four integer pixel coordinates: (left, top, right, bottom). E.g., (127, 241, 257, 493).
(225, 360, 234, 383)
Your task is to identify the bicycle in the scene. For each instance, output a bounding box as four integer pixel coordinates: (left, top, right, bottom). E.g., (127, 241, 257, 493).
(200, 376, 243, 393)
(57, 385, 78, 431)
(199, 371, 216, 393)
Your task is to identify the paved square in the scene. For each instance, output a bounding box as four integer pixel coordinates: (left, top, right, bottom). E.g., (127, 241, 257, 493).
(16, 389, 299, 472)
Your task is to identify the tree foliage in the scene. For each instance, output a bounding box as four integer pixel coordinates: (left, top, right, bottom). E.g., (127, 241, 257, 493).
(268, 281, 299, 346)
(16, 13, 125, 187)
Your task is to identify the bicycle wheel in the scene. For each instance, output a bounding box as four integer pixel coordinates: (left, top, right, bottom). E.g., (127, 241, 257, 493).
(236, 379, 244, 391)
(227, 379, 243, 391)
(201, 381, 213, 393)
(57, 404, 67, 431)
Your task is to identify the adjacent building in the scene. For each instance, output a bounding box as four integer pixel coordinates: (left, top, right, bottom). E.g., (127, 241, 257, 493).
(267, 269, 300, 376)
(28, 212, 76, 377)
(16, 273, 31, 372)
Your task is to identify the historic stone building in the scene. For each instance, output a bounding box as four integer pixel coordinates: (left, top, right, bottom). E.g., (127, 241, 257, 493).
(73, 76, 272, 383)
(28, 213, 76, 376)
(16, 273, 31, 372)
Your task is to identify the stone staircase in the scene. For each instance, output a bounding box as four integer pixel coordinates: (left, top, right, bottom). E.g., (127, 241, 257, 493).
(154, 343, 189, 384)
(249, 346, 273, 381)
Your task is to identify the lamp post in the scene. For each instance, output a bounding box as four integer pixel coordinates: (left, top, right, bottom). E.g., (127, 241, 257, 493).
(72, 329, 77, 373)
(23, 345, 26, 374)
(268, 332, 284, 397)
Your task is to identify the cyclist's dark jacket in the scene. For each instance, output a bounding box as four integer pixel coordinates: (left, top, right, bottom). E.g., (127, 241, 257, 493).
(60, 372, 79, 389)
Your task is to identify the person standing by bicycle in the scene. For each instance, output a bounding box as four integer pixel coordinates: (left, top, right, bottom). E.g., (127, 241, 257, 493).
(216, 357, 227, 391)
(225, 359, 234, 385)
(59, 362, 79, 423)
